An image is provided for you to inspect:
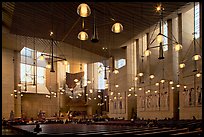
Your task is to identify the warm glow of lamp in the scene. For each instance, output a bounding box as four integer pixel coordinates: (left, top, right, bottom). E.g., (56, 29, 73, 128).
(77, 3, 91, 17)
(131, 87, 134, 90)
(74, 79, 79, 83)
(156, 5, 161, 12)
(184, 85, 187, 89)
(111, 22, 123, 33)
(154, 90, 158, 93)
(113, 69, 119, 74)
(78, 31, 88, 40)
(196, 73, 201, 77)
(87, 80, 91, 84)
(150, 74, 155, 79)
(144, 49, 151, 57)
(192, 54, 201, 61)
(50, 31, 54, 36)
(11, 93, 13, 96)
(176, 84, 180, 88)
(138, 72, 143, 77)
(115, 84, 119, 88)
(174, 43, 182, 52)
(89, 89, 93, 93)
(160, 79, 165, 83)
(179, 63, 185, 69)
(134, 77, 138, 81)
(39, 54, 44, 60)
(157, 34, 163, 44)
(110, 92, 113, 95)
(138, 87, 142, 90)
(169, 81, 174, 85)
(135, 94, 137, 96)
(46, 63, 51, 69)
(129, 88, 132, 91)
(155, 82, 159, 86)
(171, 87, 175, 89)
(64, 60, 68, 65)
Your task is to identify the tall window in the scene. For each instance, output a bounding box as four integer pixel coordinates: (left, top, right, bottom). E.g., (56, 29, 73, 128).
(83, 64, 87, 86)
(97, 62, 105, 89)
(163, 22, 168, 51)
(195, 3, 200, 39)
(20, 47, 46, 85)
(115, 59, 126, 69)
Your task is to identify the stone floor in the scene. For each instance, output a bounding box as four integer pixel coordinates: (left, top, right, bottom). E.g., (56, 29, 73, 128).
(2, 126, 25, 135)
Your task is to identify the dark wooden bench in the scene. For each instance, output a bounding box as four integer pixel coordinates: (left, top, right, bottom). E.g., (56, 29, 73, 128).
(75, 127, 159, 135)
(134, 128, 188, 136)
(170, 130, 203, 136)
(102, 127, 170, 135)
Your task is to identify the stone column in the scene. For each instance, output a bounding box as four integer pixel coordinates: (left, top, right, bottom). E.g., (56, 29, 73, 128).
(14, 50, 21, 118)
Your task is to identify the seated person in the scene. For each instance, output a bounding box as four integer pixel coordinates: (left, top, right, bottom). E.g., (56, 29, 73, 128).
(34, 123, 42, 133)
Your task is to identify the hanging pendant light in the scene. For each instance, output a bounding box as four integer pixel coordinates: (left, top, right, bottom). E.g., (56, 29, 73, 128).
(77, 3, 91, 17)
(78, 31, 88, 41)
(91, 8, 99, 43)
(179, 63, 185, 69)
(39, 54, 44, 60)
(111, 22, 123, 33)
(157, 34, 163, 44)
(78, 18, 88, 41)
(144, 49, 151, 57)
(174, 43, 182, 52)
(192, 54, 201, 61)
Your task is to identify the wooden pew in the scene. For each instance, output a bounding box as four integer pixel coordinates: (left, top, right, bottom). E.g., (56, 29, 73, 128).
(75, 127, 159, 135)
(170, 130, 202, 136)
(102, 127, 170, 135)
(134, 128, 188, 136)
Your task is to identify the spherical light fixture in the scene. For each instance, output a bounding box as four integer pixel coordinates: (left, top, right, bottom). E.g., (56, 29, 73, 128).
(169, 81, 174, 85)
(171, 87, 175, 89)
(160, 79, 165, 83)
(138, 72, 143, 77)
(149, 74, 155, 79)
(179, 63, 185, 69)
(111, 22, 123, 33)
(196, 73, 201, 77)
(134, 77, 138, 81)
(77, 3, 91, 17)
(176, 84, 180, 88)
(174, 43, 182, 52)
(192, 54, 201, 61)
(78, 31, 88, 40)
(39, 54, 44, 60)
(87, 80, 91, 84)
(74, 79, 79, 83)
(46, 63, 51, 69)
(64, 60, 68, 65)
(144, 49, 151, 57)
(157, 34, 163, 44)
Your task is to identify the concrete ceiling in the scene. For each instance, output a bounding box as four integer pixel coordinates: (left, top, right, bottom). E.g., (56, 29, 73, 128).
(2, 2, 189, 59)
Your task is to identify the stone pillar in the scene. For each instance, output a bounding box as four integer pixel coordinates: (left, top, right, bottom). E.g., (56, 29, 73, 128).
(14, 50, 21, 118)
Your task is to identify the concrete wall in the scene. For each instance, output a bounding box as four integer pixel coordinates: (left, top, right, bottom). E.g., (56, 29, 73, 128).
(2, 48, 15, 119)
(21, 93, 58, 119)
(123, 2, 202, 120)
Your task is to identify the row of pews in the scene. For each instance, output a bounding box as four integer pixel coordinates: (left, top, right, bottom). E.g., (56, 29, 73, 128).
(10, 120, 202, 136)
